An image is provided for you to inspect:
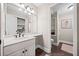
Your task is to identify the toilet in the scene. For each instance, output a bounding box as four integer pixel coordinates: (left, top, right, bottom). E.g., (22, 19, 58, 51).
(51, 39, 54, 45)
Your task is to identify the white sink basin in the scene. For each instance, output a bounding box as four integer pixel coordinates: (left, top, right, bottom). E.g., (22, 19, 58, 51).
(4, 36, 15, 44)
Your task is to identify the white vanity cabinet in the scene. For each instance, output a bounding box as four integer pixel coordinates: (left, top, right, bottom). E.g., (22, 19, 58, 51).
(3, 38, 35, 56)
(8, 49, 25, 56)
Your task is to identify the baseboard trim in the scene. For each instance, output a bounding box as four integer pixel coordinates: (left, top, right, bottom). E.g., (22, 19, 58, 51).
(35, 45, 51, 53)
(44, 47, 51, 53)
(35, 45, 44, 50)
(52, 43, 58, 46)
(58, 40, 73, 45)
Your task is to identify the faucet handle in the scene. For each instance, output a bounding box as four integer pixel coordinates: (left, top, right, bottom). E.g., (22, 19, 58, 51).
(22, 34, 24, 37)
(14, 35, 17, 38)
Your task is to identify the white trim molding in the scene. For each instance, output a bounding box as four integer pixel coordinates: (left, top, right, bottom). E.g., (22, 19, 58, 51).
(35, 45, 44, 50)
(73, 4, 77, 56)
(52, 43, 58, 46)
(58, 40, 73, 45)
(44, 47, 51, 53)
(35, 45, 51, 53)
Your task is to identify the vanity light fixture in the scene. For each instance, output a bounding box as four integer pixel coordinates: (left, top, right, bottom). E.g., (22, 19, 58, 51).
(18, 8, 22, 11)
(24, 10, 28, 13)
(18, 3, 35, 15)
(26, 6, 31, 12)
(28, 12, 32, 15)
(25, 6, 35, 14)
(31, 9, 34, 13)
(67, 4, 74, 10)
(19, 3, 25, 9)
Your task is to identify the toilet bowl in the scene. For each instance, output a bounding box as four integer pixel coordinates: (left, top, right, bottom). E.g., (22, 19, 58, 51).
(51, 39, 54, 45)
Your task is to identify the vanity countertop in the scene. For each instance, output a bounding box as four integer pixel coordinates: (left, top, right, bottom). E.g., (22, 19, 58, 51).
(3, 33, 42, 47)
(4, 36, 35, 47)
(24, 33, 42, 37)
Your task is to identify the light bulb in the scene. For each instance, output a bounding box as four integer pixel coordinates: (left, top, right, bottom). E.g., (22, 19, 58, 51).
(67, 5, 74, 10)
(19, 8, 22, 11)
(69, 6, 74, 10)
(31, 10, 34, 13)
(27, 7, 31, 12)
(28, 12, 32, 15)
(20, 4, 25, 8)
(24, 10, 27, 13)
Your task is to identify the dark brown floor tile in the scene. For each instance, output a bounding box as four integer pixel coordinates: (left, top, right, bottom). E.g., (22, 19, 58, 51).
(35, 44, 73, 56)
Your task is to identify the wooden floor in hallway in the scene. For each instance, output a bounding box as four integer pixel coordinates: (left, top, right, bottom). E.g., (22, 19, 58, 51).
(35, 44, 73, 56)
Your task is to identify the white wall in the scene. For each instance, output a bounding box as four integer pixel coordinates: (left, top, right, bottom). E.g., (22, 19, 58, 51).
(28, 4, 38, 34)
(37, 5, 51, 53)
(32, 15, 38, 33)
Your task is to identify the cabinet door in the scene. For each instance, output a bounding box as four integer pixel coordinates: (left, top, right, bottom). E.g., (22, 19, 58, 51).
(24, 49, 28, 56)
(24, 39, 35, 56)
(24, 45, 35, 56)
(28, 45, 35, 56)
(8, 49, 25, 56)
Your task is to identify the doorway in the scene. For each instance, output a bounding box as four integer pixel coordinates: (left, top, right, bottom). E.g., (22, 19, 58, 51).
(50, 3, 74, 56)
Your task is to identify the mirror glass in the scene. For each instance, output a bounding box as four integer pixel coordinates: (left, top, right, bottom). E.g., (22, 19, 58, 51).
(5, 3, 29, 35)
(17, 17, 25, 34)
(5, 3, 38, 36)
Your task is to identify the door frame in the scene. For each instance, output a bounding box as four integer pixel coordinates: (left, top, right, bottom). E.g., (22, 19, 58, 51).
(73, 3, 77, 56)
(49, 3, 77, 56)
(50, 3, 60, 46)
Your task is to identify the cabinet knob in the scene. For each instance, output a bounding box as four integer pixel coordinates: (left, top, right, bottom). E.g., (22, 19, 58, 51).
(25, 49, 27, 52)
(22, 51, 25, 53)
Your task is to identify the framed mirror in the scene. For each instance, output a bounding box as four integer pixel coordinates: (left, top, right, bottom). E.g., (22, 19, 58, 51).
(5, 3, 29, 36)
(4, 3, 38, 36)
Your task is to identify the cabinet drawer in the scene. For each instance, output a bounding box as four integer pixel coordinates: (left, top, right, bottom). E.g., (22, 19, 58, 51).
(4, 39, 35, 56)
(8, 49, 25, 56)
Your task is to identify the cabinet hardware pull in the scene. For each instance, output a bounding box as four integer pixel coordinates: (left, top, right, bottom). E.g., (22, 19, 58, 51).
(25, 49, 27, 51)
(22, 51, 25, 53)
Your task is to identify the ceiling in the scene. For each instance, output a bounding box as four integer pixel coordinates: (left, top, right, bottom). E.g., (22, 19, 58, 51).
(33, 3, 44, 7)
(33, 3, 56, 7)
(12, 3, 56, 8)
